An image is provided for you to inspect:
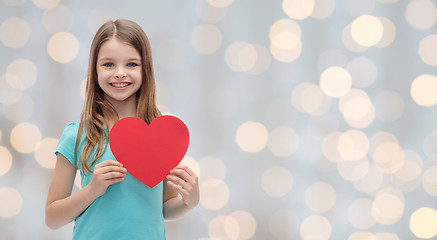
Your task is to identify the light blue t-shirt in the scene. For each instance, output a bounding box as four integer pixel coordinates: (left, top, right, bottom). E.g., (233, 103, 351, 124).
(55, 122, 166, 240)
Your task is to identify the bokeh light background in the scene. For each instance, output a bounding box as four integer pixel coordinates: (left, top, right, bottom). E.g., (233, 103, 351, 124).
(1, 0, 437, 239)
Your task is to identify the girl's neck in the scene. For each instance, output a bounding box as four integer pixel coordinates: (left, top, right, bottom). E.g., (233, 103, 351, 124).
(105, 97, 137, 129)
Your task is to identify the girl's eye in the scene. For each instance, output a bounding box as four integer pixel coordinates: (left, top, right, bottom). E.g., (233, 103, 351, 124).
(128, 62, 138, 67)
(104, 63, 114, 67)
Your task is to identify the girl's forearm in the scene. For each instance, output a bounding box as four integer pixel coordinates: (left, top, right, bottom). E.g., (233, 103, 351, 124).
(162, 197, 193, 221)
(45, 185, 99, 229)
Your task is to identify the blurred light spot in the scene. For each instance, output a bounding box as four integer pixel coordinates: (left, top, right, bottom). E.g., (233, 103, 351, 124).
(369, 131, 399, 156)
(196, 0, 227, 23)
(353, 164, 383, 194)
(347, 57, 377, 88)
(375, 91, 404, 122)
(375, 233, 400, 240)
(270, 39, 302, 63)
(3, 0, 26, 6)
(342, 24, 368, 52)
(87, 9, 117, 33)
(344, 0, 375, 16)
(180, 155, 200, 177)
(0, 75, 23, 105)
(409, 207, 437, 239)
(208, 215, 230, 239)
(0, 187, 22, 218)
(226, 211, 256, 240)
(0, 17, 30, 48)
(339, 89, 375, 128)
(300, 215, 331, 240)
(270, 19, 302, 40)
(419, 35, 437, 66)
(372, 193, 404, 225)
(317, 48, 348, 72)
(337, 157, 370, 181)
(305, 182, 336, 212)
(208, 0, 234, 7)
(247, 44, 271, 75)
(200, 178, 230, 210)
(261, 166, 293, 197)
(348, 232, 377, 240)
(42, 4, 74, 34)
(322, 131, 342, 163)
(410, 74, 437, 106)
(10, 122, 41, 154)
(155, 38, 188, 70)
(224, 215, 239, 240)
(272, 32, 299, 50)
(283, 0, 315, 20)
(348, 198, 376, 229)
(80, 78, 86, 100)
(6, 58, 38, 90)
(338, 130, 369, 161)
(375, 17, 396, 48)
(0, 146, 12, 176)
(235, 121, 268, 153)
(191, 24, 222, 55)
(351, 15, 383, 47)
(292, 82, 331, 115)
(311, 0, 335, 19)
(268, 126, 299, 157)
(372, 142, 405, 174)
(394, 150, 422, 181)
(406, 0, 437, 30)
(423, 166, 437, 196)
(35, 138, 58, 169)
(199, 156, 226, 180)
(3, 92, 34, 122)
(48, 32, 79, 63)
(32, 0, 59, 8)
(269, 209, 299, 239)
(320, 66, 352, 98)
(225, 42, 257, 72)
(423, 131, 437, 160)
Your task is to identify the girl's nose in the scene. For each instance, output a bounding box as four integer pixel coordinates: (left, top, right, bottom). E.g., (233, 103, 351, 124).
(114, 67, 127, 78)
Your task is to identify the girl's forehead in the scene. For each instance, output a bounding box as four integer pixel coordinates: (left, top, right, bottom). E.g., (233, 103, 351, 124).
(98, 38, 141, 59)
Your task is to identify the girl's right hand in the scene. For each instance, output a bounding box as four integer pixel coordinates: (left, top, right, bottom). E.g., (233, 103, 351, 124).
(89, 160, 126, 197)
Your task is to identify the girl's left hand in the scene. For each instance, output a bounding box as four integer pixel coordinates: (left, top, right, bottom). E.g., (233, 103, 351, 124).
(166, 165, 199, 209)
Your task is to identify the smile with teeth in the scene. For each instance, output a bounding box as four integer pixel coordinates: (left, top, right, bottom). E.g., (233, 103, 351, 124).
(111, 82, 131, 87)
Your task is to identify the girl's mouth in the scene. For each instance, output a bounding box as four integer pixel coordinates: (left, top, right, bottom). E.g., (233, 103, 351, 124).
(110, 82, 131, 88)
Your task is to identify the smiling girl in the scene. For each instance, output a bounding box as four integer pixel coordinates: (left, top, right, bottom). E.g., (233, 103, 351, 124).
(45, 19, 199, 240)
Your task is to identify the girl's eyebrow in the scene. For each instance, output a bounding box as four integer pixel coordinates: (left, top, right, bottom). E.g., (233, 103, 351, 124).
(97, 57, 141, 61)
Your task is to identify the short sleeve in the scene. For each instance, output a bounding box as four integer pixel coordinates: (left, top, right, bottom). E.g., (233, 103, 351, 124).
(55, 122, 80, 167)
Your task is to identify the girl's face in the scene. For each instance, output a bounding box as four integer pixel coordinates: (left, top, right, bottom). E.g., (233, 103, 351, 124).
(96, 38, 142, 105)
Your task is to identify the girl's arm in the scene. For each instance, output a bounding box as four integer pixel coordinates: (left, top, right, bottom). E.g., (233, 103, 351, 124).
(45, 154, 126, 229)
(163, 165, 199, 221)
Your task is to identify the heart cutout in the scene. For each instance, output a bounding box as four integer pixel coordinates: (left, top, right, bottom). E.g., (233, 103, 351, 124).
(109, 115, 190, 188)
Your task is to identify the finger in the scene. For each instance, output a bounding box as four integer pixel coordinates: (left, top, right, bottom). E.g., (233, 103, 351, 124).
(96, 160, 123, 168)
(167, 180, 188, 196)
(102, 171, 126, 180)
(107, 176, 125, 185)
(169, 168, 192, 182)
(102, 165, 126, 173)
(174, 165, 198, 179)
(166, 175, 190, 190)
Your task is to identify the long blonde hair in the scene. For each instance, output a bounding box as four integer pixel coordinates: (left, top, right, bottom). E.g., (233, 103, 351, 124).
(75, 19, 161, 174)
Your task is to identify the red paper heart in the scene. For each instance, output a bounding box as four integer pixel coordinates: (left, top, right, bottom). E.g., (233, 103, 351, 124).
(109, 115, 189, 188)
